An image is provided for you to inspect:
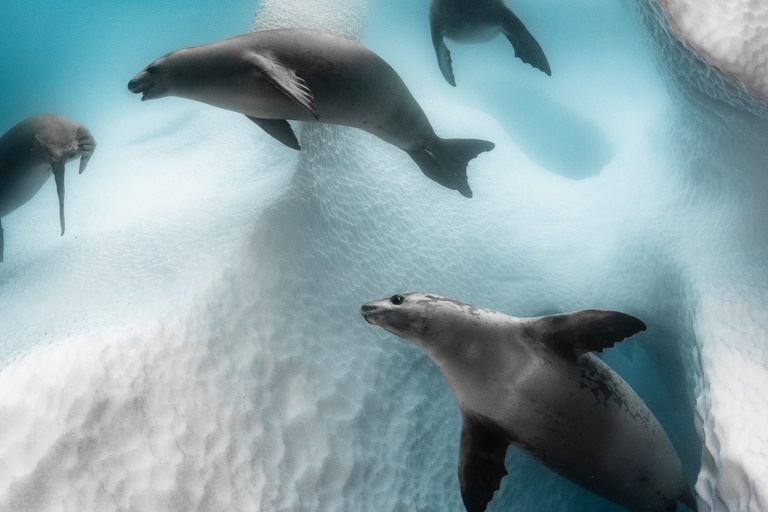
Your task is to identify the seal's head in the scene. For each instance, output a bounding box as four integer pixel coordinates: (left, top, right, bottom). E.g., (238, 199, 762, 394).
(128, 45, 238, 104)
(35, 118, 95, 173)
(128, 55, 174, 101)
(361, 293, 423, 335)
(361, 292, 477, 350)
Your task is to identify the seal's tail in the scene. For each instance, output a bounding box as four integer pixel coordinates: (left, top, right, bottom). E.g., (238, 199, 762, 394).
(407, 137, 495, 198)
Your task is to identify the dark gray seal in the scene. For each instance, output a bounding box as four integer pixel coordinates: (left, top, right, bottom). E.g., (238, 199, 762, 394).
(430, 0, 551, 86)
(0, 114, 96, 261)
(127, 28, 494, 198)
(361, 292, 697, 512)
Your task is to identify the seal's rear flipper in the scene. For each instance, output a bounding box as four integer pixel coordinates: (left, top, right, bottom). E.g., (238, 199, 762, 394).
(529, 309, 647, 359)
(429, 14, 456, 86)
(408, 138, 494, 198)
(500, 9, 551, 76)
(459, 412, 510, 512)
(247, 116, 301, 150)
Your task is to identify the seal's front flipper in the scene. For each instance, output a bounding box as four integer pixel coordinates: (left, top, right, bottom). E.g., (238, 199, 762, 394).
(500, 9, 551, 76)
(459, 412, 510, 512)
(529, 309, 647, 359)
(247, 53, 320, 119)
(429, 14, 456, 86)
(76, 126, 97, 174)
(247, 117, 301, 150)
(408, 137, 494, 198)
(53, 162, 66, 236)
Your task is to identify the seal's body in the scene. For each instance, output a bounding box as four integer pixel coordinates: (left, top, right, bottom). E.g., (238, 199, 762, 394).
(430, 0, 551, 85)
(129, 28, 493, 197)
(0, 114, 95, 261)
(362, 292, 697, 512)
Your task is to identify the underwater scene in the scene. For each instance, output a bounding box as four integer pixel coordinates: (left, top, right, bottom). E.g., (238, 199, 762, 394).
(1, 0, 767, 510)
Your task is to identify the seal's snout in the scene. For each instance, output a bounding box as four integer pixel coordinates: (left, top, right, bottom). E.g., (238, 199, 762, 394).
(361, 303, 380, 325)
(127, 73, 155, 100)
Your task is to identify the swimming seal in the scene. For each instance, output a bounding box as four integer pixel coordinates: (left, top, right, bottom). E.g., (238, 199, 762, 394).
(128, 28, 494, 197)
(430, 0, 551, 86)
(361, 292, 697, 512)
(0, 114, 96, 261)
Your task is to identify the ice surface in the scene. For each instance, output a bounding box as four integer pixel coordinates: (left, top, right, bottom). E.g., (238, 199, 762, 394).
(658, 0, 768, 99)
(0, 0, 766, 510)
(636, 2, 768, 510)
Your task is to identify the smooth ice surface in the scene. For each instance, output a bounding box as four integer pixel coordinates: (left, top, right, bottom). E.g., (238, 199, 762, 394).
(0, 0, 766, 511)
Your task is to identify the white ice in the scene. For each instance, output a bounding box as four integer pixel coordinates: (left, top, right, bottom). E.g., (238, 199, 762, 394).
(658, 0, 768, 99)
(0, 0, 766, 511)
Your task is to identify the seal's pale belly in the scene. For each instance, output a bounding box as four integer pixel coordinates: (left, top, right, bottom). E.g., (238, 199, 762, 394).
(191, 80, 315, 122)
(188, 66, 432, 151)
(444, 24, 500, 43)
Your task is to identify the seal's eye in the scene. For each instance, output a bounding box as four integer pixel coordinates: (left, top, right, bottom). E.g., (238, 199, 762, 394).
(390, 294, 404, 305)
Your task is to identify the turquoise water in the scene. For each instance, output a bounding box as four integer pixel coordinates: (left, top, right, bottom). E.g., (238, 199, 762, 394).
(3, 0, 767, 510)
(0, 0, 255, 128)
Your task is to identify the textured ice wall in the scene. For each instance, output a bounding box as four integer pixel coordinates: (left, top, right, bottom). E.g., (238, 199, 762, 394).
(0, 0, 727, 511)
(0, 103, 300, 510)
(638, 2, 768, 510)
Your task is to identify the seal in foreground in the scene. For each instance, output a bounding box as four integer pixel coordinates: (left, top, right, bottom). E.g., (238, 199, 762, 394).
(362, 292, 697, 512)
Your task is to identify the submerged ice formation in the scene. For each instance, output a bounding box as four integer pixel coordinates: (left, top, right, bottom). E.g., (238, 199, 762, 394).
(638, 1, 768, 509)
(0, 0, 766, 510)
(658, 0, 768, 99)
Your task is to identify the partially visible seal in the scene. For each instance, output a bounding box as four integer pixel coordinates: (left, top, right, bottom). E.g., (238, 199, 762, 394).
(128, 28, 494, 197)
(430, 0, 551, 86)
(361, 293, 697, 512)
(0, 114, 96, 261)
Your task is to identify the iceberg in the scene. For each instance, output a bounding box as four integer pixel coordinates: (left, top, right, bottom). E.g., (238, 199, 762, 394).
(0, 0, 765, 510)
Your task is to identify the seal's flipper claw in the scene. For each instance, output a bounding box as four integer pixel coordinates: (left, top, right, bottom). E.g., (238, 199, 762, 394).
(76, 126, 97, 174)
(247, 53, 320, 119)
(501, 9, 551, 76)
(246, 116, 301, 150)
(53, 162, 66, 236)
(459, 412, 510, 512)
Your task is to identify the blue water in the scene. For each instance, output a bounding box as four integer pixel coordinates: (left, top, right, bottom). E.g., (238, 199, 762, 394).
(4, 0, 764, 510)
(0, 0, 256, 129)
